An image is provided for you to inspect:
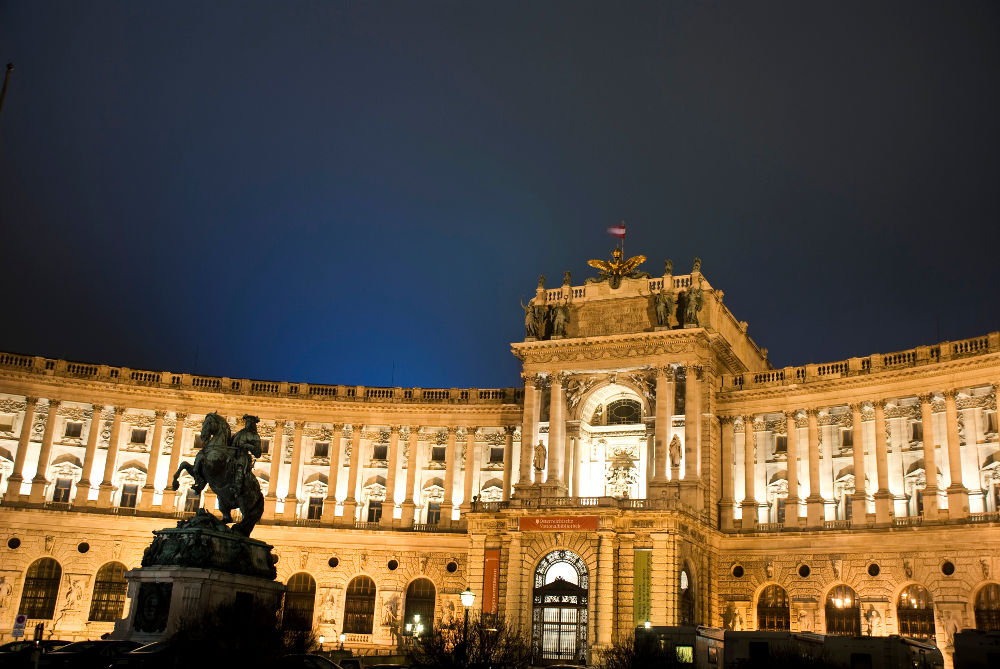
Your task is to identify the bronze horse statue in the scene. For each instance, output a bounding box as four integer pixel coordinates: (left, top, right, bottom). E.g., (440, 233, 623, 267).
(171, 412, 265, 536)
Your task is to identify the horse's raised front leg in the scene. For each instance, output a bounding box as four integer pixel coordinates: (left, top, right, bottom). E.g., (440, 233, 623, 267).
(171, 462, 193, 491)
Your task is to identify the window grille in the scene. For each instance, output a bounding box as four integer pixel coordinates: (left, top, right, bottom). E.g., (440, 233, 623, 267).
(344, 576, 376, 634)
(88, 562, 127, 622)
(757, 585, 790, 630)
(283, 573, 316, 631)
(18, 558, 61, 619)
(825, 585, 861, 635)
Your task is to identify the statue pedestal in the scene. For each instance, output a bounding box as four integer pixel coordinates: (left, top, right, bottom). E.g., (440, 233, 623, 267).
(113, 509, 282, 643)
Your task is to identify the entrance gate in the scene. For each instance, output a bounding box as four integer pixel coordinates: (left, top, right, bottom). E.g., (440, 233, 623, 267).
(532, 550, 589, 664)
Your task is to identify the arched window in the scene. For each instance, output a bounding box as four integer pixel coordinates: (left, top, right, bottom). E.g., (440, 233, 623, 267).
(975, 583, 1000, 631)
(606, 399, 642, 425)
(532, 550, 589, 663)
(88, 562, 128, 622)
(897, 585, 935, 639)
(757, 585, 789, 630)
(18, 558, 61, 619)
(825, 585, 860, 636)
(344, 575, 377, 634)
(679, 568, 696, 625)
(283, 573, 316, 631)
(403, 578, 435, 635)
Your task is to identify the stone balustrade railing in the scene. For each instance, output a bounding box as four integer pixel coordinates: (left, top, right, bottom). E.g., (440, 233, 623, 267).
(724, 332, 1000, 391)
(0, 352, 523, 405)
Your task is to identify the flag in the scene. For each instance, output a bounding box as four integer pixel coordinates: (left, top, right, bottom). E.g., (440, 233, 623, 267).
(607, 221, 626, 238)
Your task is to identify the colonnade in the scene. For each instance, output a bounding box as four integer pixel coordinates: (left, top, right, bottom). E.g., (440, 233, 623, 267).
(0, 396, 518, 525)
(720, 389, 987, 530)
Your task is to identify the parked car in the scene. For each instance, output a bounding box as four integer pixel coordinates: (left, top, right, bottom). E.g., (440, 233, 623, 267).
(0, 640, 71, 668)
(36, 639, 142, 668)
(337, 658, 363, 669)
(277, 654, 343, 669)
(108, 641, 184, 669)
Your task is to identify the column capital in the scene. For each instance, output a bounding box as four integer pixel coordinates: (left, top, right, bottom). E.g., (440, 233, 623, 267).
(686, 364, 702, 379)
(783, 409, 798, 420)
(504, 425, 517, 435)
(550, 372, 568, 386)
(742, 414, 755, 427)
(719, 415, 736, 426)
(944, 388, 960, 400)
(465, 426, 478, 437)
(656, 365, 674, 380)
(447, 426, 459, 435)
(350, 423, 363, 434)
(389, 424, 402, 434)
(153, 409, 167, 420)
(848, 402, 864, 413)
(331, 422, 345, 432)
(90, 403, 105, 415)
(113, 406, 127, 416)
(408, 425, 422, 436)
(174, 411, 188, 422)
(918, 393, 936, 405)
(872, 399, 887, 410)
(47, 399, 62, 411)
(24, 396, 38, 406)
(806, 408, 819, 418)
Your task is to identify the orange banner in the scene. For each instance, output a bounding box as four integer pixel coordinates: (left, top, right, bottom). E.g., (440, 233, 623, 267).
(518, 516, 599, 531)
(483, 549, 501, 614)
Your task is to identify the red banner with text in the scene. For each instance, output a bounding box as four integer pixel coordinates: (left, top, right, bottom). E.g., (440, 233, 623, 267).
(517, 516, 599, 531)
(483, 549, 501, 614)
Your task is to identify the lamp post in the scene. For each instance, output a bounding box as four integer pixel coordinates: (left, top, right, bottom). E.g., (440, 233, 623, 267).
(339, 632, 345, 651)
(318, 635, 325, 652)
(460, 587, 476, 657)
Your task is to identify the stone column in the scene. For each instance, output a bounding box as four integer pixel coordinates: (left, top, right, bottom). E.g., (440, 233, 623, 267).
(342, 425, 363, 522)
(650, 532, 670, 625)
(401, 426, 421, 525)
(28, 400, 61, 503)
(515, 376, 540, 495)
(873, 401, 893, 524)
(322, 424, 344, 523)
(919, 395, 940, 520)
(97, 407, 126, 507)
(547, 375, 566, 491)
(784, 411, 801, 527)
(501, 426, 515, 501)
(442, 427, 458, 523)
(460, 427, 479, 513)
(596, 531, 615, 647)
(805, 409, 824, 527)
(944, 389, 969, 518)
(684, 366, 700, 480)
(741, 416, 757, 528)
(719, 417, 735, 530)
(382, 425, 402, 525)
(654, 367, 674, 484)
(283, 421, 304, 519)
(161, 412, 187, 510)
(850, 403, 867, 522)
(504, 532, 523, 627)
(263, 420, 284, 518)
(4, 396, 38, 500)
(138, 410, 166, 510)
(74, 404, 104, 505)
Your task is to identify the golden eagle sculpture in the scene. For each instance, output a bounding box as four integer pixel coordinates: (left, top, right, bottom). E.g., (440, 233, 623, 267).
(587, 247, 651, 289)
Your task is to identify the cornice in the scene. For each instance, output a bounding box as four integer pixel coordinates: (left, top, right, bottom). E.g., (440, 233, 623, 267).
(511, 328, 711, 366)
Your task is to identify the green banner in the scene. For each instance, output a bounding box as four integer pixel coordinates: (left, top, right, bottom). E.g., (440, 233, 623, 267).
(633, 549, 652, 627)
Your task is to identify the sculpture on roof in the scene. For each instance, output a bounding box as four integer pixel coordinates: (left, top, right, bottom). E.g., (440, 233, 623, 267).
(654, 288, 675, 327)
(586, 247, 651, 289)
(521, 299, 540, 338)
(552, 298, 570, 336)
(682, 278, 705, 327)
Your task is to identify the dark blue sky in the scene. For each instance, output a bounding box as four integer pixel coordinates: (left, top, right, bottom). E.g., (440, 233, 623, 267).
(2, 1, 998, 388)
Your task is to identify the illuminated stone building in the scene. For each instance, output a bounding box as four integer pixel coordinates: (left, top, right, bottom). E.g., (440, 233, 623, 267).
(0, 255, 998, 668)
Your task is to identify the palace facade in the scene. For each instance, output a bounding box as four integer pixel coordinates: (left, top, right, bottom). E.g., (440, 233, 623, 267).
(0, 257, 998, 668)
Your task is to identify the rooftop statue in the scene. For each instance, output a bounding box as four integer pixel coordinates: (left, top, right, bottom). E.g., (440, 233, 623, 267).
(586, 247, 651, 289)
(170, 412, 265, 537)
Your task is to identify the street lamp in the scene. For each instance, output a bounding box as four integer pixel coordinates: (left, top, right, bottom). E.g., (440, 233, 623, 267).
(460, 587, 476, 648)
(318, 635, 325, 651)
(339, 632, 345, 651)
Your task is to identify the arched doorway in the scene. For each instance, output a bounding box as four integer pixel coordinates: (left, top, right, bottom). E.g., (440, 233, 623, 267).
(18, 558, 61, 619)
(344, 575, 377, 634)
(897, 584, 935, 639)
(283, 572, 316, 631)
(403, 578, 435, 636)
(757, 585, 789, 630)
(825, 585, 860, 635)
(678, 566, 696, 624)
(88, 562, 128, 622)
(532, 550, 589, 664)
(974, 583, 1000, 631)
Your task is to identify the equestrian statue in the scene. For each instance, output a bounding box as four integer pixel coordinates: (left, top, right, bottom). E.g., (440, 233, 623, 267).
(171, 412, 265, 536)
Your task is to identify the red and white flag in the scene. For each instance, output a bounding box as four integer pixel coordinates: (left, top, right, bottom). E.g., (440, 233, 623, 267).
(607, 221, 626, 238)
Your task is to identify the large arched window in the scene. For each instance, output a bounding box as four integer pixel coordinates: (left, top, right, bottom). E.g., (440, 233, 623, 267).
(18, 558, 62, 619)
(403, 578, 435, 636)
(825, 585, 860, 636)
(757, 585, 789, 630)
(344, 576, 377, 634)
(975, 583, 1000, 631)
(283, 572, 316, 631)
(88, 562, 128, 622)
(532, 550, 589, 663)
(606, 399, 642, 425)
(897, 585, 935, 639)
(679, 567, 696, 625)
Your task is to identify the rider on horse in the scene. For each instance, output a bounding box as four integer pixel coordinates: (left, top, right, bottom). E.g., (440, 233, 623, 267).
(228, 414, 262, 498)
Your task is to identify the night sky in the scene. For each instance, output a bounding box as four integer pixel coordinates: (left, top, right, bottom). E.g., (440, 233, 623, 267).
(1, 1, 998, 389)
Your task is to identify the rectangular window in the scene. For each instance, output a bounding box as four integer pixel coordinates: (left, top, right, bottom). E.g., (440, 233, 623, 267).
(844, 495, 853, 521)
(119, 484, 138, 508)
(372, 444, 388, 460)
(193, 435, 204, 450)
(260, 439, 270, 455)
(431, 446, 446, 462)
(307, 496, 324, 519)
(774, 435, 787, 454)
(841, 428, 853, 448)
(0, 415, 14, 432)
(776, 498, 786, 523)
(910, 422, 923, 441)
(184, 488, 200, 512)
(986, 412, 998, 434)
(367, 500, 383, 523)
(64, 422, 83, 439)
(130, 429, 147, 444)
(313, 442, 329, 458)
(52, 478, 72, 503)
(426, 502, 441, 525)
